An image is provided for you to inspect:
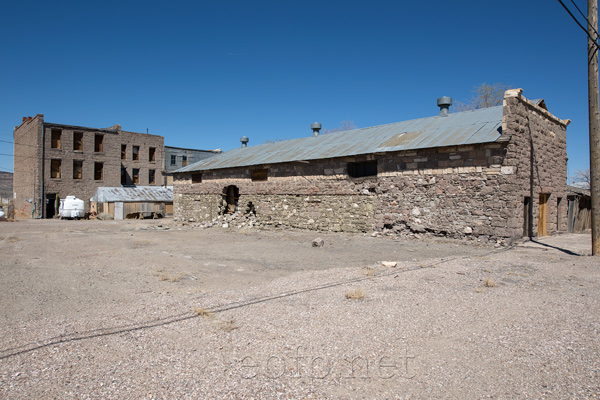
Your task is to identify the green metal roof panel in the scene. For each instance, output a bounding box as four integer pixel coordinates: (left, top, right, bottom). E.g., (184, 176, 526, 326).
(177, 106, 503, 173)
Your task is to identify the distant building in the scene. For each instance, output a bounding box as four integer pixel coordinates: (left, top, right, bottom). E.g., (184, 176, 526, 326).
(164, 146, 221, 186)
(0, 171, 12, 205)
(13, 114, 165, 218)
(173, 89, 569, 242)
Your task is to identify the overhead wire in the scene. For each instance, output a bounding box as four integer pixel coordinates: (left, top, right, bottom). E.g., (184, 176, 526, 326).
(558, 0, 600, 50)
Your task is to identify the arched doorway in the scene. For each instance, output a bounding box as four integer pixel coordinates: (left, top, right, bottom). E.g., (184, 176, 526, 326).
(224, 185, 239, 214)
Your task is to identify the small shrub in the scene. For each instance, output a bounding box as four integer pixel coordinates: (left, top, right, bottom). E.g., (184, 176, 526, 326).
(484, 278, 496, 288)
(193, 307, 214, 318)
(345, 288, 365, 300)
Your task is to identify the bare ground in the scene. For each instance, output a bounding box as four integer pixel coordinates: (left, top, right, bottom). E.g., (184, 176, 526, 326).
(0, 219, 598, 399)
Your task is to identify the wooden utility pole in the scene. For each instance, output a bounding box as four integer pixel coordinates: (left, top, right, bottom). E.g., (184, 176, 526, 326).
(589, 0, 600, 255)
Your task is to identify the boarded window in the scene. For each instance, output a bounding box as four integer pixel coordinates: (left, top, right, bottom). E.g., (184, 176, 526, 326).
(149, 147, 156, 162)
(121, 166, 128, 185)
(182, 155, 188, 166)
(133, 146, 140, 161)
(94, 162, 103, 180)
(132, 168, 139, 184)
(73, 131, 83, 151)
(149, 169, 156, 184)
(251, 169, 268, 181)
(121, 144, 127, 160)
(171, 154, 177, 165)
(73, 160, 83, 179)
(95, 134, 103, 152)
(51, 129, 61, 149)
(348, 160, 377, 178)
(51, 159, 61, 179)
(192, 173, 202, 183)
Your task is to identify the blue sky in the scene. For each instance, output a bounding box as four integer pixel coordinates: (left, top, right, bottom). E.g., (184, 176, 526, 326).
(0, 0, 594, 177)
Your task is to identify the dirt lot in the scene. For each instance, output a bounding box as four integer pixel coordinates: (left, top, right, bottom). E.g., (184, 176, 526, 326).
(0, 219, 599, 399)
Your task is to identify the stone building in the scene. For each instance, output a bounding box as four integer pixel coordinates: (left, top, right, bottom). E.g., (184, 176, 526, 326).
(13, 114, 165, 218)
(172, 89, 569, 242)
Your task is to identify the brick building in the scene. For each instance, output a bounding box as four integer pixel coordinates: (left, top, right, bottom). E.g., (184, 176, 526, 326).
(13, 114, 164, 218)
(172, 89, 569, 243)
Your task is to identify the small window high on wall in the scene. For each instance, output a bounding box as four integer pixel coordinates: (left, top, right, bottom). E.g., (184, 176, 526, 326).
(348, 160, 377, 178)
(251, 169, 268, 181)
(51, 129, 61, 149)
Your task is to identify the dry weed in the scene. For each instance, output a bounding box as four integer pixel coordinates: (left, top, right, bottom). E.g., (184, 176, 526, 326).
(363, 267, 377, 277)
(484, 278, 496, 287)
(193, 307, 214, 318)
(345, 288, 365, 300)
(218, 319, 239, 332)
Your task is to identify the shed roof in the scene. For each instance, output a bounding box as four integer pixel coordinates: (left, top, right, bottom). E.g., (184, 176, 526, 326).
(90, 186, 173, 203)
(177, 106, 504, 173)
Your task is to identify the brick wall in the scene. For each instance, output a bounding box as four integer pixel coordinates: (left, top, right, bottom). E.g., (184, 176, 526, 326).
(13, 115, 44, 218)
(174, 92, 568, 242)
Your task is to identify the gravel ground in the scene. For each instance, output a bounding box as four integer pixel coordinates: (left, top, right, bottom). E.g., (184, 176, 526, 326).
(0, 219, 598, 399)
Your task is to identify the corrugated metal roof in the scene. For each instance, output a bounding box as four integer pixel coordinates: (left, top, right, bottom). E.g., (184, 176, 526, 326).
(90, 186, 173, 203)
(177, 106, 504, 173)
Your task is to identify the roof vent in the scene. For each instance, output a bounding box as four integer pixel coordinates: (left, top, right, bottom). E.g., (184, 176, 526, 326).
(437, 97, 452, 117)
(311, 122, 322, 137)
(240, 136, 249, 148)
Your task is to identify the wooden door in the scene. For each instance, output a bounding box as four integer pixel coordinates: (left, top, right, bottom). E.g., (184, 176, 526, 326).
(538, 194, 548, 237)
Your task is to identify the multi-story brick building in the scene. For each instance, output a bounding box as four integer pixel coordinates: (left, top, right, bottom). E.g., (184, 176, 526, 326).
(173, 89, 570, 243)
(13, 114, 164, 218)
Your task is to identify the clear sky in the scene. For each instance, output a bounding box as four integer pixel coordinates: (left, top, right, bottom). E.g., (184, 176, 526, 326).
(0, 0, 594, 178)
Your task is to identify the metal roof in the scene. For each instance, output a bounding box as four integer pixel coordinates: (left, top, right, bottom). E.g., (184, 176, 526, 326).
(177, 106, 504, 173)
(90, 186, 173, 203)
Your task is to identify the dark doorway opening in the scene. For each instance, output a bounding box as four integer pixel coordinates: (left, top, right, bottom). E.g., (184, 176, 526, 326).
(224, 185, 239, 214)
(46, 194, 58, 219)
(523, 197, 531, 237)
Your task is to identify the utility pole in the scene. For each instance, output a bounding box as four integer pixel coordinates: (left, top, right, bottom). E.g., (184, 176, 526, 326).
(589, 0, 600, 255)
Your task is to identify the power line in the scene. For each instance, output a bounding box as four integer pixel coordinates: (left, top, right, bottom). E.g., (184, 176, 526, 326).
(558, 0, 600, 49)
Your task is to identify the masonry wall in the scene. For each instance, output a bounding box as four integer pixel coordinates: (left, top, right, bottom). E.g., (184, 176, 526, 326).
(173, 91, 568, 242)
(13, 115, 44, 218)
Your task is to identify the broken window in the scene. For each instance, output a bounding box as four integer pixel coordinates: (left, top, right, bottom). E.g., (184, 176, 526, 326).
(251, 169, 268, 181)
(94, 162, 103, 180)
(149, 169, 156, 184)
(121, 144, 127, 160)
(133, 146, 140, 161)
(182, 155, 188, 166)
(51, 129, 61, 149)
(51, 159, 61, 179)
(348, 160, 377, 178)
(73, 131, 83, 151)
(121, 166, 128, 185)
(170, 154, 177, 165)
(94, 134, 104, 152)
(192, 173, 202, 183)
(73, 160, 83, 179)
(149, 147, 156, 162)
(132, 168, 139, 184)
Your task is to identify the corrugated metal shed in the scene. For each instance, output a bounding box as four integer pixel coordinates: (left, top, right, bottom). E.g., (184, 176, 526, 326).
(177, 106, 504, 173)
(90, 186, 173, 203)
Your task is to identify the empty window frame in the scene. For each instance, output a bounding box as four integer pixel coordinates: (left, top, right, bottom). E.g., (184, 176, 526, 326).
(170, 154, 177, 165)
(149, 147, 156, 162)
(348, 160, 377, 178)
(73, 131, 83, 151)
(94, 162, 103, 180)
(121, 144, 127, 160)
(121, 166, 128, 185)
(182, 155, 188, 166)
(73, 160, 83, 179)
(192, 172, 202, 183)
(51, 129, 61, 149)
(51, 159, 61, 179)
(94, 134, 104, 152)
(149, 169, 156, 184)
(132, 168, 139, 184)
(251, 168, 268, 181)
(133, 146, 140, 161)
